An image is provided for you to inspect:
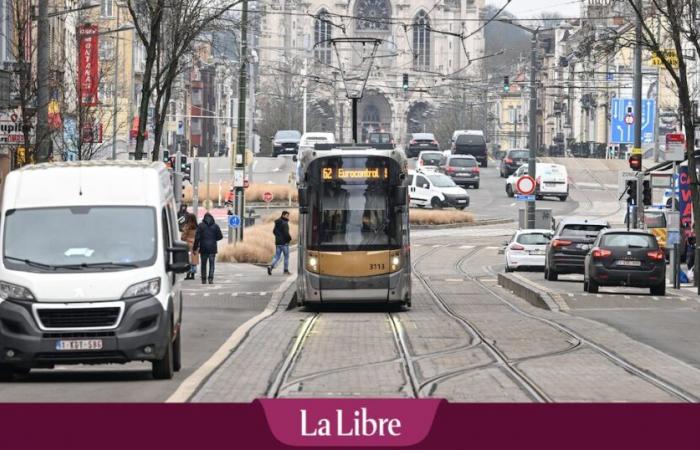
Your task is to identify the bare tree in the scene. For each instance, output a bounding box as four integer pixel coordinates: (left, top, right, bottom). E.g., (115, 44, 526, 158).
(125, 0, 242, 161)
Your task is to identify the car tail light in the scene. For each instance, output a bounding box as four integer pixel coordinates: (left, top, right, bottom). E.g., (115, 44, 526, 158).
(647, 249, 665, 261)
(510, 244, 525, 251)
(410, 139, 417, 145)
(592, 248, 612, 259)
(551, 239, 572, 248)
(504, 158, 513, 164)
(471, 167, 480, 174)
(446, 167, 456, 174)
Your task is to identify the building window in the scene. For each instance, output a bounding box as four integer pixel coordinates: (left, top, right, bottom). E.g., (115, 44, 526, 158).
(98, 81, 113, 103)
(413, 10, 430, 69)
(355, 0, 391, 31)
(99, 40, 114, 60)
(314, 9, 332, 65)
(191, 88, 202, 106)
(101, 0, 113, 18)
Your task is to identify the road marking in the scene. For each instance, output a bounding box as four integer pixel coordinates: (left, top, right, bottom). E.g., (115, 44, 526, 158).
(486, 246, 500, 250)
(231, 292, 238, 297)
(568, 293, 574, 297)
(259, 292, 267, 296)
(444, 278, 464, 282)
(652, 296, 659, 301)
(624, 295, 631, 300)
(680, 297, 687, 302)
(510, 202, 516, 207)
(167, 275, 297, 403)
(432, 244, 443, 248)
(597, 294, 602, 298)
(460, 245, 475, 249)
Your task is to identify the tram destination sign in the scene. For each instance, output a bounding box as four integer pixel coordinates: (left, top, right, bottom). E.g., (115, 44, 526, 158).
(322, 167, 389, 181)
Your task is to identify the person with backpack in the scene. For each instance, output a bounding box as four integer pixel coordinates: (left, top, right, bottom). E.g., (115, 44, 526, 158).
(194, 212, 223, 284)
(267, 211, 292, 275)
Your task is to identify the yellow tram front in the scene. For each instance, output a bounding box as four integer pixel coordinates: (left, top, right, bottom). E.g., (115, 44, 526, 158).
(297, 150, 411, 306)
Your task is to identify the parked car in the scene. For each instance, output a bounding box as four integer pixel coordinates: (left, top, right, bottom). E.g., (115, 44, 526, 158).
(506, 163, 569, 201)
(499, 149, 530, 178)
(0, 161, 189, 381)
(440, 155, 480, 189)
(407, 170, 470, 209)
(504, 229, 553, 272)
(368, 132, 394, 145)
(451, 131, 488, 167)
(272, 130, 301, 157)
(416, 151, 445, 173)
(584, 229, 666, 295)
(405, 133, 439, 158)
(298, 132, 335, 152)
(544, 217, 610, 281)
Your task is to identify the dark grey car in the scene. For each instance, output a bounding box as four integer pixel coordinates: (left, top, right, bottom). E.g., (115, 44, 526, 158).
(272, 130, 301, 157)
(499, 149, 529, 178)
(544, 218, 610, 280)
(439, 156, 480, 189)
(405, 133, 439, 158)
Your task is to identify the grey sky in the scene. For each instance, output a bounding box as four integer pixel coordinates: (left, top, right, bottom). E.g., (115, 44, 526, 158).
(487, 0, 582, 19)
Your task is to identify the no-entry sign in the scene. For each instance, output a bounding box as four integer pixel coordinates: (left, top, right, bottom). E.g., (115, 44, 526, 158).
(516, 175, 536, 195)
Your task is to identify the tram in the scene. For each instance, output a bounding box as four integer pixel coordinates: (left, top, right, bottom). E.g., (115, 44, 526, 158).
(295, 143, 411, 307)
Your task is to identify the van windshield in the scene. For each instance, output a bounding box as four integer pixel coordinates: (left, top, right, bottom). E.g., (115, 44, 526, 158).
(3, 206, 157, 272)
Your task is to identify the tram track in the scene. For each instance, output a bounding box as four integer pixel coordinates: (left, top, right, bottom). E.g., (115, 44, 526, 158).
(453, 250, 699, 403)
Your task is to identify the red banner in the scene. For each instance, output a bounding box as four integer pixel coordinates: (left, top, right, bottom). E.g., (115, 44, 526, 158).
(78, 24, 99, 106)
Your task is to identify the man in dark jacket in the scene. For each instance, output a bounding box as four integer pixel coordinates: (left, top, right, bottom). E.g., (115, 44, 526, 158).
(268, 211, 292, 275)
(194, 212, 224, 284)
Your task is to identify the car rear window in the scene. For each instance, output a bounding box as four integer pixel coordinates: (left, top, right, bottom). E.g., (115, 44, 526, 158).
(509, 150, 529, 159)
(560, 224, 607, 238)
(644, 212, 666, 228)
(449, 158, 477, 167)
(517, 233, 551, 245)
(369, 134, 392, 144)
(456, 135, 486, 145)
(601, 233, 658, 248)
(420, 153, 444, 165)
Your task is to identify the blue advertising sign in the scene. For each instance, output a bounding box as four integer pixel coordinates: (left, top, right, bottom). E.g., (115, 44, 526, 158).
(228, 215, 241, 229)
(678, 166, 692, 233)
(609, 98, 656, 144)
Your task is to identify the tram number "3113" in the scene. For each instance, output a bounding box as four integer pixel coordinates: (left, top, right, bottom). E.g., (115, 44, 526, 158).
(369, 263, 386, 271)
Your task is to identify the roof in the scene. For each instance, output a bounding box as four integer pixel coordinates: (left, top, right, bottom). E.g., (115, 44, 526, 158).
(558, 217, 609, 226)
(16, 160, 161, 172)
(601, 228, 654, 235)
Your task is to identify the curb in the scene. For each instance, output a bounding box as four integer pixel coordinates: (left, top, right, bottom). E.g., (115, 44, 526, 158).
(166, 274, 297, 403)
(411, 217, 514, 230)
(497, 272, 562, 311)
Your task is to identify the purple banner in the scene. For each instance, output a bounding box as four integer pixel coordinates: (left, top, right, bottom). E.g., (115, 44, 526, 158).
(679, 166, 693, 235)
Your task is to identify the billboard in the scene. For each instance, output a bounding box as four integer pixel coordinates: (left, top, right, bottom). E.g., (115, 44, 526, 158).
(78, 24, 99, 107)
(0, 110, 29, 145)
(678, 166, 693, 235)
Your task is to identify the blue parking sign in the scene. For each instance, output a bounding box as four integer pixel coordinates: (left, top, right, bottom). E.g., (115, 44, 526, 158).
(228, 215, 241, 228)
(610, 98, 655, 144)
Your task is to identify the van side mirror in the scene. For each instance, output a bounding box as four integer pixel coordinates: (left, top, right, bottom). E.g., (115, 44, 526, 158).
(393, 186, 407, 206)
(292, 154, 298, 162)
(168, 241, 190, 274)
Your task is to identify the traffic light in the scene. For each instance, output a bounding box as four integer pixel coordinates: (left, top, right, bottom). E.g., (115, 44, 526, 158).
(182, 156, 192, 183)
(642, 180, 652, 206)
(626, 180, 637, 205)
(402, 73, 409, 92)
(503, 75, 510, 93)
(628, 153, 642, 171)
(162, 150, 170, 165)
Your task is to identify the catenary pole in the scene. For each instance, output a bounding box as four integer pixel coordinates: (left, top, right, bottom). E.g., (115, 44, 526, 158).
(527, 31, 538, 229)
(235, 0, 249, 241)
(633, 0, 643, 228)
(36, 0, 50, 162)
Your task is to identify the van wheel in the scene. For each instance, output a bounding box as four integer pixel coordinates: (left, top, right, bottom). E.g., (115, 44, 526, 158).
(172, 329, 182, 372)
(152, 323, 174, 380)
(431, 197, 443, 209)
(506, 185, 514, 198)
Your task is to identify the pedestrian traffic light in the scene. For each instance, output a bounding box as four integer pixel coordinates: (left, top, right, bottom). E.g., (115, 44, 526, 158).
(402, 73, 409, 92)
(626, 180, 637, 205)
(162, 150, 170, 164)
(503, 75, 510, 93)
(182, 163, 192, 183)
(628, 153, 642, 171)
(642, 180, 652, 206)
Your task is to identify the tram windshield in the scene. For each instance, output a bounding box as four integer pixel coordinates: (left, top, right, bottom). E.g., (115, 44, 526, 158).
(309, 156, 401, 251)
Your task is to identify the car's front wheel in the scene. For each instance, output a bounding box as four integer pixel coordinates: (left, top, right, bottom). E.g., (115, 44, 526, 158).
(506, 184, 514, 198)
(431, 197, 443, 209)
(588, 278, 599, 294)
(650, 283, 666, 296)
(545, 266, 558, 281)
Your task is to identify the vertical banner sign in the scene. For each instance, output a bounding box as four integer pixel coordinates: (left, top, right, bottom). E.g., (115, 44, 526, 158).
(78, 25, 99, 106)
(678, 166, 692, 235)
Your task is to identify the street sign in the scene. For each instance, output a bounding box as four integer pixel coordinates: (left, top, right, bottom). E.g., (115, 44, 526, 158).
(228, 215, 241, 229)
(263, 191, 273, 203)
(515, 194, 535, 201)
(610, 98, 655, 144)
(663, 132, 685, 162)
(233, 169, 245, 188)
(515, 175, 536, 195)
(651, 49, 679, 68)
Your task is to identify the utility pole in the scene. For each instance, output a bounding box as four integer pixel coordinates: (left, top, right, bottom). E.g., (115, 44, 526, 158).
(633, 0, 644, 229)
(527, 31, 538, 230)
(234, 0, 249, 242)
(112, 7, 120, 161)
(36, 0, 50, 163)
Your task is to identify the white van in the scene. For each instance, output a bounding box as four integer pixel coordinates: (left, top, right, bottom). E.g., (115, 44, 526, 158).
(0, 161, 189, 381)
(506, 163, 569, 201)
(408, 170, 470, 209)
(298, 132, 335, 152)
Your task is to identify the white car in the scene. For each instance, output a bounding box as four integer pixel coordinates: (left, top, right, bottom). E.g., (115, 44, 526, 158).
(504, 229, 553, 272)
(416, 151, 445, 173)
(298, 132, 335, 152)
(408, 170, 470, 209)
(506, 163, 569, 201)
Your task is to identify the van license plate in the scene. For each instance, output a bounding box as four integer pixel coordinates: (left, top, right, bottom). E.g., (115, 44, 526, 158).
(457, 200, 467, 204)
(55, 340, 103, 351)
(617, 260, 641, 267)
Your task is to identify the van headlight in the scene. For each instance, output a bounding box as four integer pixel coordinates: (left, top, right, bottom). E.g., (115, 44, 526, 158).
(306, 254, 319, 273)
(0, 281, 35, 300)
(122, 278, 161, 299)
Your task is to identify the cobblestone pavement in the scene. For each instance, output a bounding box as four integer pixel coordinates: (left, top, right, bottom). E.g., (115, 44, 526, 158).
(191, 227, 700, 403)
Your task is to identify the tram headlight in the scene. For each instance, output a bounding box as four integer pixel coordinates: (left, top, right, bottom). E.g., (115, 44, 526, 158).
(307, 255, 319, 273)
(391, 255, 401, 271)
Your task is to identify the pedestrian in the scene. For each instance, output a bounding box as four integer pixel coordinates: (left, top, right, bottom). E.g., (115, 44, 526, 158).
(194, 212, 223, 284)
(177, 203, 188, 232)
(180, 213, 199, 280)
(686, 235, 696, 273)
(268, 210, 292, 275)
